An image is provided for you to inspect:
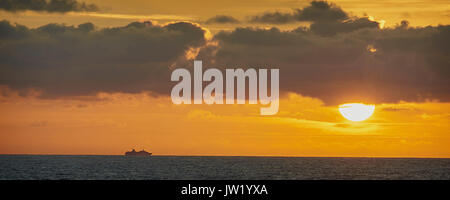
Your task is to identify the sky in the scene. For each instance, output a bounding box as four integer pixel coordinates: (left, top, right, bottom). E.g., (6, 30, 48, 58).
(0, 0, 449, 157)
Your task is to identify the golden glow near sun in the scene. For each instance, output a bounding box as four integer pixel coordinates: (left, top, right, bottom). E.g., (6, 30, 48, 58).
(339, 103, 375, 122)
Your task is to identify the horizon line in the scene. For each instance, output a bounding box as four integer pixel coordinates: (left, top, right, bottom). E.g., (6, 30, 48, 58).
(1, 154, 449, 159)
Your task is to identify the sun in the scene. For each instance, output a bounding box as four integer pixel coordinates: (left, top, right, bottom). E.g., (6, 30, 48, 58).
(339, 103, 375, 122)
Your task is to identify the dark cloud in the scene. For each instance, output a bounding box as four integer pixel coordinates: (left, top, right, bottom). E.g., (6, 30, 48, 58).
(205, 15, 240, 24)
(0, 1, 449, 105)
(248, 1, 381, 36)
(0, 20, 29, 38)
(0, 20, 207, 97)
(249, 0, 348, 24)
(199, 24, 450, 104)
(214, 27, 306, 46)
(250, 11, 296, 24)
(310, 17, 379, 36)
(296, 0, 348, 22)
(248, 0, 379, 36)
(0, 0, 98, 13)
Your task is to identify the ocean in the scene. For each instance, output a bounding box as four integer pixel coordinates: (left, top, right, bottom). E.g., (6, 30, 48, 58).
(0, 155, 449, 180)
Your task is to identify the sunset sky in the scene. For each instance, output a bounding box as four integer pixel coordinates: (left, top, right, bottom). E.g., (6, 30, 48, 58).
(0, 0, 449, 157)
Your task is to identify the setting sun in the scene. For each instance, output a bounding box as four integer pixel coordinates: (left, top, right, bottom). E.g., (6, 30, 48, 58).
(339, 103, 375, 122)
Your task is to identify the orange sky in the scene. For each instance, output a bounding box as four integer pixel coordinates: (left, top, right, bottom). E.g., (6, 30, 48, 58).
(1, 0, 449, 29)
(1, 89, 449, 157)
(0, 0, 449, 157)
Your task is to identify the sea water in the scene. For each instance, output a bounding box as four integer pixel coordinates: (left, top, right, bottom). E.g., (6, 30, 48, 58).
(0, 155, 449, 180)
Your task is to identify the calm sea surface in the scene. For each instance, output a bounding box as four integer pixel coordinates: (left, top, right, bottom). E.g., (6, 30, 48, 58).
(0, 155, 449, 180)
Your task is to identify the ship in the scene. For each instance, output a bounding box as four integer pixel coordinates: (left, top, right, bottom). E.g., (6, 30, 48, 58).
(124, 149, 152, 156)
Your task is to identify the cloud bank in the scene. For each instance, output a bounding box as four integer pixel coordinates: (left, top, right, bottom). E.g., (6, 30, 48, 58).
(0, 0, 98, 13)
(0, 20, 207, 96)
(205, 15, 240, 24)
(249, 1, 379, 36)
(250, 1, 347, 24)
(0, 1, 449, 105)
(200, 23, 449, 104)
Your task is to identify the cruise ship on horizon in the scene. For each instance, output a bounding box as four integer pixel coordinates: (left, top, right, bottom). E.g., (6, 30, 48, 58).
(124, 149, 152, 156)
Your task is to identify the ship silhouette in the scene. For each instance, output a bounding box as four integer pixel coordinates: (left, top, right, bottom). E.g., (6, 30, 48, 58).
(124, 149, 152, 156)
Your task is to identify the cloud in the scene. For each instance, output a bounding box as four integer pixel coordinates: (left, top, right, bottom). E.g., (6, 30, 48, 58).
(296, 0, 348, 22)
(382, 107, 412, 112)
(248, 1, 380, 36)
(0, 1, 449, 105)
(0, 0, 98, 13)
(0, 20, 207, 97)
(250, 11, 296, 24)
(334, 123, 350, 128)
(310, 17, 379, 36)
(249, 0, 348, 24)
(199, 24, 450, 104)
(205, 15, 240, 24)
(248, 0, 379, 36)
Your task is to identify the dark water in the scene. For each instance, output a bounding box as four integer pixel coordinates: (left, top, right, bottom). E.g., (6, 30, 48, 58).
(0, 155, 449, 180)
